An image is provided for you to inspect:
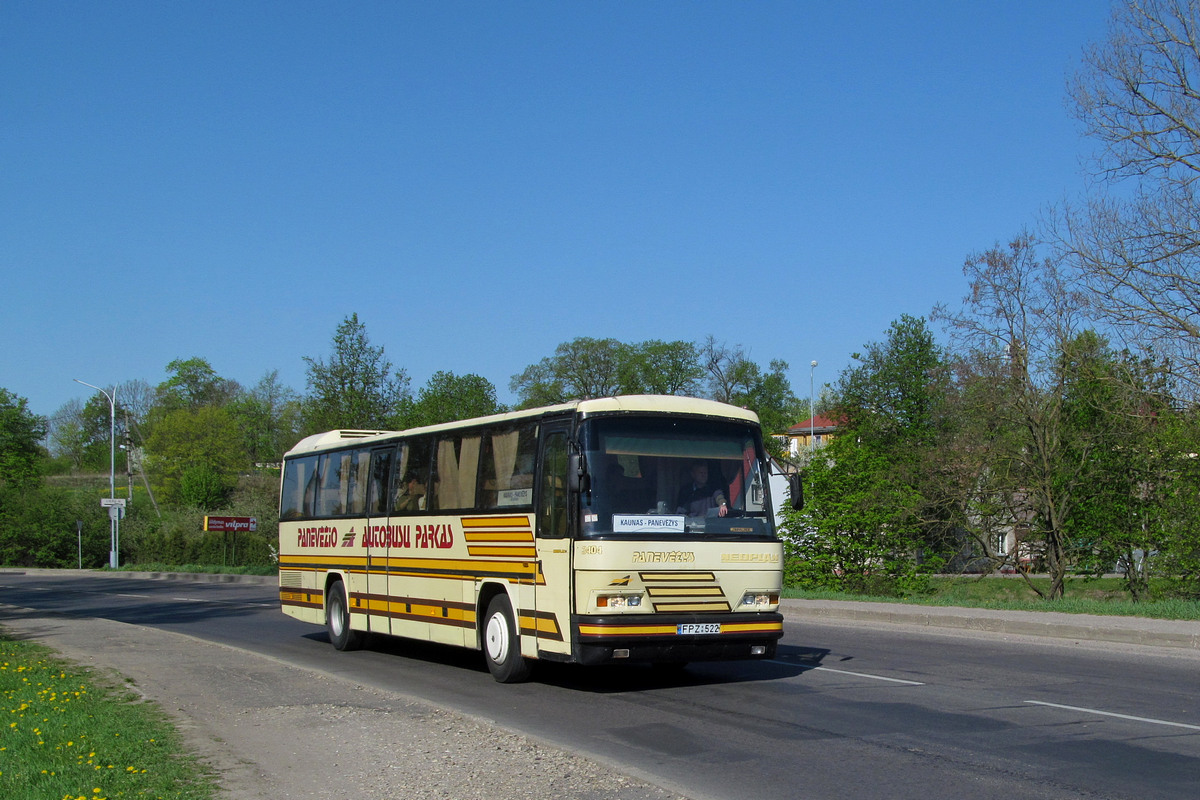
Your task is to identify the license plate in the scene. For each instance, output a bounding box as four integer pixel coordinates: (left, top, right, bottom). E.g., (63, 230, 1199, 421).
(677, 623, 720, 635)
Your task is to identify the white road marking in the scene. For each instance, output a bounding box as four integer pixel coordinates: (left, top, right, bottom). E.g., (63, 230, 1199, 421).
(1025, 700, 1200, 731)
(812, 666, 925, 685)
(770, 659, 925, 685)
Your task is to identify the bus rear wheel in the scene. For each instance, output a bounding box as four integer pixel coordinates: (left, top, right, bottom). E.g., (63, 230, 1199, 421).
(326, 579, 364, 651)
(482, 594, 531, 683)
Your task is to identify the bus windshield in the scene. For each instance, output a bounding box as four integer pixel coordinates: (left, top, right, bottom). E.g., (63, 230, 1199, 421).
(579, 416, 775, 539)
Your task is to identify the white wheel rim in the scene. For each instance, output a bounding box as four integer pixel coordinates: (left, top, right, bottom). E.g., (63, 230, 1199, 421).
(330, 596, 345, 635)
(485, 610, 509, 663)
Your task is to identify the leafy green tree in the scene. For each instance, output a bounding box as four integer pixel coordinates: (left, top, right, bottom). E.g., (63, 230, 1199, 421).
(1058, 340, 1197, 599)
(731, 358, 805, 448)
(145, 406, 245, 505)
(510, 337, 629, 407)
(156, 357, 240, 412)
(1153, 412, 1200, 597)
(0, 483, 110, 567)
(619, 340, 704, 396)
(228, 370, 303, 463)
(78, 392, 129, 473)
(831, 315, 958, 559)
(511, 337, 798, 447)
(303, 313, 410, 431)
(783, 433, 929, 596)
(397, 371, 502, 428)
(781, 317, 952, 589)
(512, 337, 709, 407)
(179, 463, 232, 508)
(838, 315, 945, 450)
(0, 388, 47, 489)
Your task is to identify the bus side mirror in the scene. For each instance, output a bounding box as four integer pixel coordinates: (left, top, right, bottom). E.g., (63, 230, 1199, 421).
(568, 453, 590, 494)
(788, 473, 804, 511)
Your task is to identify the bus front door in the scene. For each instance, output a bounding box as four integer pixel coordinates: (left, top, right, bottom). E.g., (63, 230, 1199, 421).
(532, 426, 572, 657)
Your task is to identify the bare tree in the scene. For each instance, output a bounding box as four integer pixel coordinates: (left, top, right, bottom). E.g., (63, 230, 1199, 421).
(935, 233, 1099, 599)
(1057, 0, 1200, 396)
(699, 336, 757, 404)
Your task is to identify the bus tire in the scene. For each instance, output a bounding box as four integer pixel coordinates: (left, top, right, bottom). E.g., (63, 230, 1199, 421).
(482, 594, 531, 683)
(326, 579, 364, 652)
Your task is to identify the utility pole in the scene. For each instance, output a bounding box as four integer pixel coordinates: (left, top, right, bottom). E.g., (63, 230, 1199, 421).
(74, 379, 121, 569)
(809, 361, 818, 455)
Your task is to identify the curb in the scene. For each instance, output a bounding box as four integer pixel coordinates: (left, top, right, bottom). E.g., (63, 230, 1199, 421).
(0, 567, 276, 585)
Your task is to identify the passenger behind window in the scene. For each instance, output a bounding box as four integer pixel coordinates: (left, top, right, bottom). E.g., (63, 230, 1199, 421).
(394, 469, 426, 512)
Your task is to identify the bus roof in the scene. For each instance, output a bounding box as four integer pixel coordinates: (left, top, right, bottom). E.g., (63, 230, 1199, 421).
(284, 395, 761, 458)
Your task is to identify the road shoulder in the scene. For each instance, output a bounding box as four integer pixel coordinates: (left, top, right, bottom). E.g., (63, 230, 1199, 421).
(0, 608, 686, 800)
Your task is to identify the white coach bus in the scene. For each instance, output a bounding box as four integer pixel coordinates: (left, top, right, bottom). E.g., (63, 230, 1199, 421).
(278, 395, 796, 682)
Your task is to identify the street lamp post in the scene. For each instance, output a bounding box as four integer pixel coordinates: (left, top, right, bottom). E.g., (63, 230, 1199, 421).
(809, 361, 818, 455)
(74, 379, 119, 569)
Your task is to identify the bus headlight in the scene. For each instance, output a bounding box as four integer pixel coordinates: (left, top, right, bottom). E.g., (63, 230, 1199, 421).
(596, 593, 644, 610)
(740, 591, 779, 608)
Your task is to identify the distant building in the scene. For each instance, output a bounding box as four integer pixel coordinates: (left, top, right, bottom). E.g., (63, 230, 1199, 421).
(782, 415, 839, 458)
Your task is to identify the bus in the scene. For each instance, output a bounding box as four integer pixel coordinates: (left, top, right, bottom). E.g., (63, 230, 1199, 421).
(277, 395, 797, 682)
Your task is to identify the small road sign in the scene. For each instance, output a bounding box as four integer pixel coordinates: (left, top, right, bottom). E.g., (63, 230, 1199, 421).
(204, 516, 257, 533)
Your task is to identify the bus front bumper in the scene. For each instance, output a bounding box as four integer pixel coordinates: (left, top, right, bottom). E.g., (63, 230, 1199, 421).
(572, 611, 784, 666)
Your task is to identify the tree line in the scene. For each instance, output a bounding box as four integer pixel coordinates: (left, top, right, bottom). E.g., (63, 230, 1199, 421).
(0, 313, 806, 569)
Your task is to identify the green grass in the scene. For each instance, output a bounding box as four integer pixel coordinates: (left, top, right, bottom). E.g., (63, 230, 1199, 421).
(782, 576, 1200, 621)
(0, 634, 217, 800)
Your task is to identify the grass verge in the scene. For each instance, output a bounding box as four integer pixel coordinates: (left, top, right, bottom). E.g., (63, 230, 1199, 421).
(783, 576, 1200, 621)
(0, 633, 216, 800)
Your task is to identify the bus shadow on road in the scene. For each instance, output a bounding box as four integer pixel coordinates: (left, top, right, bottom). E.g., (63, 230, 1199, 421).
(526, 643, 831, 693)
(301, 632, 830, 692)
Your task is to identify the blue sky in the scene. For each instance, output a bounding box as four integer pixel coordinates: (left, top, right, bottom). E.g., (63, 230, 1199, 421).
(2, 1, 1114, 421)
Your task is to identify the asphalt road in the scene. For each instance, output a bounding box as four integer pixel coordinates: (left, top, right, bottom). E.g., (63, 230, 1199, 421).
(3, 570, 1199, 800)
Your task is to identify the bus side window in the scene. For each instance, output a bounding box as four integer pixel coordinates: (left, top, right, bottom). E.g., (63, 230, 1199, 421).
(393, 440, 431, 514)
(431, 433, 481, 511)
(480, 424, 538, 509)
(365, 447, 393, 517)
(539, 432, 568, 539)
(281, 454, 317, 519)
(316, 452, 345, 517)
(345, 448, 372, 515)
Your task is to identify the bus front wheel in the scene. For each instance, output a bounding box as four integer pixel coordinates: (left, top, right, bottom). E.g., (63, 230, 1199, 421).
(482, 594, 531, 683)
(326, 579, 364, 652)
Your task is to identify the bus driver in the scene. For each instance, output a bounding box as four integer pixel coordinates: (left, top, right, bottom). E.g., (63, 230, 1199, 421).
(675, 461, 729, 517)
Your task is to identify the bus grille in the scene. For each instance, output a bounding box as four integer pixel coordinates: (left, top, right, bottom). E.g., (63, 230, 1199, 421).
(638, 571, 731, 612)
